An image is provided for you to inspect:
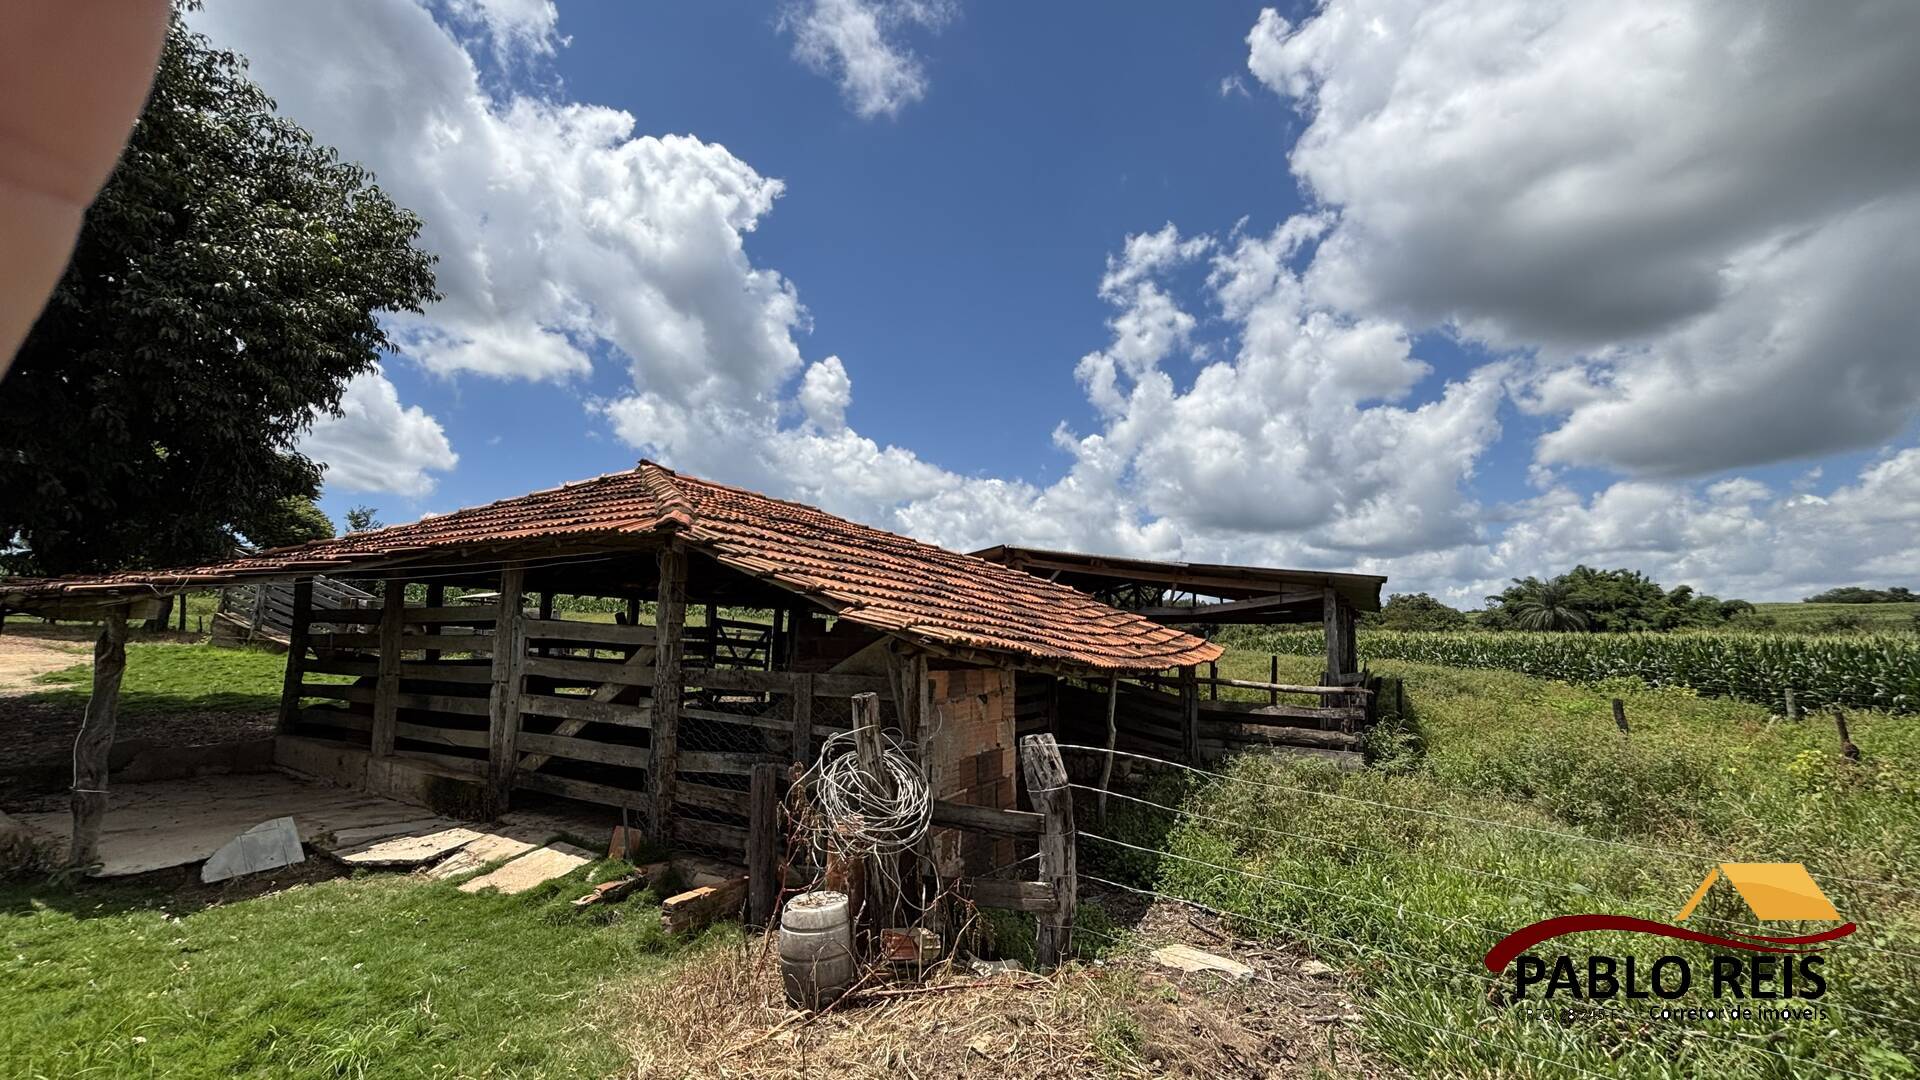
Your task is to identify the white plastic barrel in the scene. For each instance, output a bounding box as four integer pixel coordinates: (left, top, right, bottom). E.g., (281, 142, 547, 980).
(779, 890, 854, 1008)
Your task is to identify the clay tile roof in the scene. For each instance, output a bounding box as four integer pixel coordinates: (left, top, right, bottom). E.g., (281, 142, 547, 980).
(1, 462, 1221, 674)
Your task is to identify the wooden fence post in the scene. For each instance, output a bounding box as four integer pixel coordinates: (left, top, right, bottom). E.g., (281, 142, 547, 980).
(1611, 698, 1629, 734)
(1179, 665, 1200, 764)
(1269, 655, 1279, 706)
(1208, 660, 1218, 700)
(790, 673, 814, 767)
(747, 762, 783, 927)
(1834, 709, 1862, 762)
(67, 607, 129, 869)
(1097, 675, 1117, 828)
(424, 583, 445, 662)
(1784, 687, 1800, 722)
(648, 546, 687, 845)
(850, 692, 897, 929)
(370, 579, 405, 757)
(485, 566, 528, 817)
(276, 579, 313, 733)
(1020, 733, 1075, 970)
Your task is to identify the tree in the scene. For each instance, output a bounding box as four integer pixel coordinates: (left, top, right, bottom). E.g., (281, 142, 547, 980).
(245, 497, 336, 549)
(1495, 577, 1590, 631)
(1805, 586, 1917, 604)
(343, 505, 384, 533)
(0, 9, 436, 576)
(1368, 592, 1470, 631)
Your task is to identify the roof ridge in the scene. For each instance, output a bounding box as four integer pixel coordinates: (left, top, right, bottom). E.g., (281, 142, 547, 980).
(636, 459, 696, 531)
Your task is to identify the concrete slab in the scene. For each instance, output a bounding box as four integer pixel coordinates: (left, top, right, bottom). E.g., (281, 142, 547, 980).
(15, 772, 456, 877)
(457, 842, 594, 895)
(324, 817, 459, 851)
(333, 825, 483, 868)
(202, 816, 304, 883)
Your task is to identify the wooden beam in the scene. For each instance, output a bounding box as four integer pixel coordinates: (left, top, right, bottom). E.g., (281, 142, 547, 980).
(1098, 674, 1117, 828)
(67, 607, 129, 870)
(485, 566, 528, 816)
(1137, 588, 1322, 622)
(370, 580, 405, 757)
(1019, 733, 1075, 969)
(1179, 665, 1200, 765)
(929, 800, 1044, 836)
(276, 579, 313, 733)
(747, 762, 782, 927)
(423, 583, 445, 662)
(850, 692, 896, 929)
(648, 546, 687, 844)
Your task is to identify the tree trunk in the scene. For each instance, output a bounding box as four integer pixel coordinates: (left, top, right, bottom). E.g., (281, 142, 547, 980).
(68, 608, 130, 869)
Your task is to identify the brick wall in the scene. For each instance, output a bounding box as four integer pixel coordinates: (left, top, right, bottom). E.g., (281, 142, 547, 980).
(924, 666, 1016, 876)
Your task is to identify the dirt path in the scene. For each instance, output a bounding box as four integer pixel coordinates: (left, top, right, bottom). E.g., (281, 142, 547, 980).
(0, 632, 89, 692)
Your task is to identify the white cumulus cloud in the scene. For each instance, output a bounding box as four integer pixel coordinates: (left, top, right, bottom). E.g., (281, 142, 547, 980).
(300, 369, 459, 497)
(780, 0, 955, 119)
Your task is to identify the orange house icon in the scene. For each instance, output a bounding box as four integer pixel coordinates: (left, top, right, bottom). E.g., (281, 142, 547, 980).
(1675, 863, 1843, 922)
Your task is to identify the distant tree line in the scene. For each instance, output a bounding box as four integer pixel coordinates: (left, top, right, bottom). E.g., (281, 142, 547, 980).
(1362, 566, 1760, 633)
(1804, 586, 1916, 604)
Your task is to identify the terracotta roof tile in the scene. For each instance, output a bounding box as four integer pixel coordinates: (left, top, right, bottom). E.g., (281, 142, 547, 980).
(0, 462, 1221, 673)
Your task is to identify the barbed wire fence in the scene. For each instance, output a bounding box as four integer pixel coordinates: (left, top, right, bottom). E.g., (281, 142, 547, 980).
(1037, 741, 1918, 1078)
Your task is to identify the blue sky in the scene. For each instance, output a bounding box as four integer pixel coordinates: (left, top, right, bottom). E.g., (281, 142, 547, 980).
(193, 0, 1920, 603)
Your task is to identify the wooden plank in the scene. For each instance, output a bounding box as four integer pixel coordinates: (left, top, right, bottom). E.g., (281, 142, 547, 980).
(1198, 700, 1368, 724)
(1189, 676, 1370, 697)
(1206, 723, 1361, 751)
(299, 707, 373, 732)
(929, 800, 1044, 836)
(747, 763, 782, 926)
(304, 656, 379, 678)
(679, 750, 783, 776)
(517, 731, 650, 769)
(392, 721, 489, 749)
(661, 876, 748, 935)
(403, 604, 498, 625)
(523, 654, 658, 685)
(519, 692, 652, 728)
(684, 666, 891, 699)
(681, 705, 790, 734)
(316, 631, 493, 652)
(423, 584, 445, 663)
(299, 683, 375, 704)
(486, 567, 528, 815)
(397, 662, 492, 684)
(513, 769, 646, 811)
(66, 609, 129, 869)
(649, 546, 687, 845)
(963, 878, 1057, 913)
(394, 691, 491, 717)
(671, 819, 749, 857)
(1019, 733, 1075, 970)
(276, 580, 314, 733)
(523, 618, 656, 647)
(677, 780, 750, 816)
(371, 581, 405, 757)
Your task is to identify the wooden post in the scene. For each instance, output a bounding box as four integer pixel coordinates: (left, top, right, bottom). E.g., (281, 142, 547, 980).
(850, 692, 897, 928)
(790, 672, 814, 767)
(177, 592, 188, 632)
(1097, 675, 1118, 828)
(370, 579, 405, 757)
(536, 592, 554, 657)
(1020, 733, 1074, 970)
(1785, 687, 1801, 722)
(1179, 664, 1200, 764)
(768, 608, 784, 672)
(423, 583, 445, 662)
(1269, 655, 1279, 706)
(704, 601, 718, 666)
(276, 579, 314, 733)
(1611, 698, 1629, 734)
(485, 566, 528, 816)
(1322, 588, 1356, 683)
(67, 607, 129, 870)
(1208, 660, 1218, 700)
(747, 762, 783, 927)
(648, 546, 687, 845)
(1834, 709, 1861, 763)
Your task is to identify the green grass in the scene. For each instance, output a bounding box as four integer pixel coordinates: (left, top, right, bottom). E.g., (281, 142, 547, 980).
(1096, 648, 1920, 1077)
(1756, 601, 1920, 630)
(25, 642, 347, 714)
(0, 859, 686, 1079)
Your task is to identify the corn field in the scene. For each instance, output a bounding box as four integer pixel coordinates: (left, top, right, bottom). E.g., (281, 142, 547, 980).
(1243, 629, 1920, 714)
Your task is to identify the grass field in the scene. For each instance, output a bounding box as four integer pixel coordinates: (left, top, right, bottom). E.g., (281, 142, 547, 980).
(0, 859, 687, 1079)
(1755, 601, 1920, 630)
(24, 640, 345, 714)
(1087, 647, 1920, 1076)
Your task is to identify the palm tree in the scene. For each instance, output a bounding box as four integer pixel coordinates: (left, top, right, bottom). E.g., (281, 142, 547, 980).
(1504, 577, 1589, 631)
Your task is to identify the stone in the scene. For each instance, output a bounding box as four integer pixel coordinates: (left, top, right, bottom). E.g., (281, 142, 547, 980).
(201, 816, 304, 883)
(457, 842, 594, 895)
(1299, 959, 1337, 978)
(1148, 943, 1254, 981)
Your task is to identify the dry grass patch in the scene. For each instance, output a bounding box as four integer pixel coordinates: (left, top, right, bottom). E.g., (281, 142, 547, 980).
(613, 934, 1377, 1078)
